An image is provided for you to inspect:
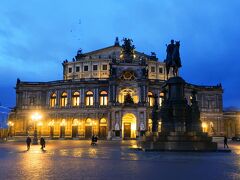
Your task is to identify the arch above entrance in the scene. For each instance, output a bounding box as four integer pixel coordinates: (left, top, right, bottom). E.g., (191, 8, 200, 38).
(122, 113, 137, 139)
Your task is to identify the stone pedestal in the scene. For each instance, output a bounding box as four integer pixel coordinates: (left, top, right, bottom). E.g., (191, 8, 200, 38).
(140, 76, 218, 151)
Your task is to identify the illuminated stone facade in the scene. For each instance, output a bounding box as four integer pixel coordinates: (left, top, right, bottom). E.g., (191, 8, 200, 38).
(8, 38, 224, 139)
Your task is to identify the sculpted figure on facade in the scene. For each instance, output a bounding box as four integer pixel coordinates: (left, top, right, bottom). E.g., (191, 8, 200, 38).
(121, 38, 135, 62)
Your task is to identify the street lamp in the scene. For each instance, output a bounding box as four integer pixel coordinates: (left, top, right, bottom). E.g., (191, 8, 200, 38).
(31, 112, 42, 144)
(7, 121, 14, 137)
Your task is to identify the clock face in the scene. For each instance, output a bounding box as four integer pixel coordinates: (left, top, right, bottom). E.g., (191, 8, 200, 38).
(122, 71, 135, 80)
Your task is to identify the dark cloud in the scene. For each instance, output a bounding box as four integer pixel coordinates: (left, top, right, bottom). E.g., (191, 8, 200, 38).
(0, 0, 239, 108)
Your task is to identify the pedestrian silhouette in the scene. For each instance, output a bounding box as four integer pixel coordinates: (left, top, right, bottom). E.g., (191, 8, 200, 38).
(40, 137, 46, 150)
(91, 135, 95, 145)
(224, 136, 229, 148)
(94, 135, 98, 145)
(26, 136, 31, 151)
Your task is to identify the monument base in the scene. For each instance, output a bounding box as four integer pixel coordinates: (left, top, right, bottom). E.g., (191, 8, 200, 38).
(139, 132, 218, 151)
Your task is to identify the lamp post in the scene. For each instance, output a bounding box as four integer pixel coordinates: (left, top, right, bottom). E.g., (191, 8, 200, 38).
(31, 112, 42, 145)
(7, 121, 14, 137)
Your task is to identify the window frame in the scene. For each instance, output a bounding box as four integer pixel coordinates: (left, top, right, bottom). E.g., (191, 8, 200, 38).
(93, 65, 98, 71)
(100, 91, 108, 106)
(85, 91, 94, 106)
(102, 64, 107, 71)
(84, 65, 89, 72)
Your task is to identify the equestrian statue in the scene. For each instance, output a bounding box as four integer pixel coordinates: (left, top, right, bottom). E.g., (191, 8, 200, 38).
(165, 40, 182, 78)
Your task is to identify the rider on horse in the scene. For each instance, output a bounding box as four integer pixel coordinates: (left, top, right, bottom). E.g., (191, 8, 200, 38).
(165, 40, 182, 78)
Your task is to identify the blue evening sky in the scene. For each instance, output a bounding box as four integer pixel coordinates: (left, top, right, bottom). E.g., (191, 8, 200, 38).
(0, 0, 239, 108)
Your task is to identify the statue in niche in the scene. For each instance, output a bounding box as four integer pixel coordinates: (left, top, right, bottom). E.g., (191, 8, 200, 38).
(124, 93, 134, 104)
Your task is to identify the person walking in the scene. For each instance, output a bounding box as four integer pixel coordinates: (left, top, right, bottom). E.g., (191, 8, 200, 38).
(224, 136, 229, 148)
(26, 136, 31, 151)
(94, 135, 98, 145)
(91, 135, 95, 145)
(40, 137, 46, 150)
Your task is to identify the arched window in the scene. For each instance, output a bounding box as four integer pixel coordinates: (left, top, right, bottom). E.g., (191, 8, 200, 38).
(50, 93, 57, 107)
(100, 91, 108, 106)
(86, 118, 92, 125)
(60, 92, 68, 107)
(85, 91, 94, 106)
(72, 91, 80, 106)
(148, 92, 154, 107)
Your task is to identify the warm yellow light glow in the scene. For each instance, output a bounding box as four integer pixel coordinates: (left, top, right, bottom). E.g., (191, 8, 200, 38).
(61, 92, 68, 107)
(37, 122, 43, 126)
(122, 113, 137, 138)
(100, 91, 108, 106)
(72, 119, 79, 126)
(148, 119, 152, 132)
(86, 91, 94, 106)
(202, 122, 207, 128)
(31, 112, 42, 121)
(148, 92, 154, 106)
(100, 118, 107, 124)
(86, 118, 92, 126)
(7, 121, 14, 126)
(92, 120, 97, 126)
(60, 119, 67, 126)
(118, 89, 139, 103)
(48, 120, 55, 126)
(202, 122, 208, 132)
(50, 93, 57, 107)
(158, 121, 162, 132)
(72, 92, 80, 106)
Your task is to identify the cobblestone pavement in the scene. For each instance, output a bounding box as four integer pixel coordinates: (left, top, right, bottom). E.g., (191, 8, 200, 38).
(0, 140, 240, 180)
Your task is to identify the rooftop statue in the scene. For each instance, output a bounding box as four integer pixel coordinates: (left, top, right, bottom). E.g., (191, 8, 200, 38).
(121, 38, 135, 63)
(165, 40, 182, 78)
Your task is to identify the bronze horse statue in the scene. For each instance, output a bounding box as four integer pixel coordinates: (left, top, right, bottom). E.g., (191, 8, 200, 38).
(165, 40, 182, 79)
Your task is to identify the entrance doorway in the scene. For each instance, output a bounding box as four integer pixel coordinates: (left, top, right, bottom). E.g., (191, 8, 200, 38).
(99, 118, 107, 139)
(124, 123, 131, 138)
(85, 126, 92, 139)
(60, 126, 65, 138)
(50, 126, 54, 138)
(122, 113, 137, 139)
(99, 126, 107, 138)
(72, 126, 78, 138)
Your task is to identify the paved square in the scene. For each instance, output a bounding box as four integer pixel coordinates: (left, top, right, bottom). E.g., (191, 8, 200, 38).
(0, 140, 239, 180)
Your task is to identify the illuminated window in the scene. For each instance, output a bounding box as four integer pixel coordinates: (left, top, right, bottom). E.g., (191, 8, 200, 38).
(159, 92, 164, 107)
(72, 91, 80, 106)
(50, 93, 57, 107)
(202, 122, 207, 132)
(148, 92, 154, 107)
(100, 91, 108, 106)
(158, 121, 162, 132)
(60, 92, 68, 107)
(148, 119, 152, 132)
(100, 118, 107, 124)
(85, 91, 94, 106)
